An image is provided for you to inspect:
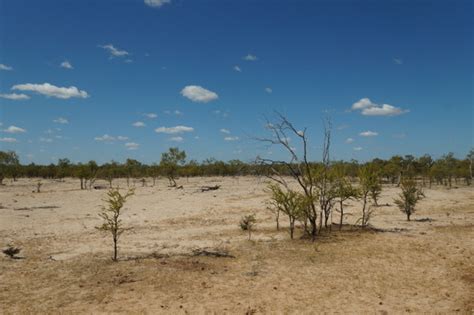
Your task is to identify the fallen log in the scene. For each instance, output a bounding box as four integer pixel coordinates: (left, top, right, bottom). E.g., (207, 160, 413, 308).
(200, 185, 221, 192)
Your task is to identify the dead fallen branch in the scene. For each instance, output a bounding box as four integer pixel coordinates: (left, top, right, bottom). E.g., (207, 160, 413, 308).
(415, 217, 434, 222)
(200, 185, 221, 192)
(2, 246, 23, 259)
(191, 248, 235, 258)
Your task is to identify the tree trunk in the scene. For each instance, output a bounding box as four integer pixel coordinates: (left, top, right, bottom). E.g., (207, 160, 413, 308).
(339, 200, 344, 230)
(113, 235, 118, 261)
(407, 213, 411, 221)
(289, 218, 295, 239)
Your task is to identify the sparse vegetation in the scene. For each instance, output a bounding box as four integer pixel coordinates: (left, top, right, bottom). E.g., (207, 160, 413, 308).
(394, 178, 425, 221)
(96, 188, 134, 261)
(160, 147, 186, 188)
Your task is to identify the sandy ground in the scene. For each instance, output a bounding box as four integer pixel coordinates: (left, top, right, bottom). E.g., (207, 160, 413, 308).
(0, 176, 473, 313)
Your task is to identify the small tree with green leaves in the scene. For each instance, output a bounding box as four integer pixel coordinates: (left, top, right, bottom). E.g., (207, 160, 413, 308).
(240, 214, 256, 240)
(268, 184, 308, 239)
(160, 147, 186, 187)
(332, 165, 359, 230)
(394, 178, 424, 221)
(358, 164, 380, 227)
(97, 188, 134, 261)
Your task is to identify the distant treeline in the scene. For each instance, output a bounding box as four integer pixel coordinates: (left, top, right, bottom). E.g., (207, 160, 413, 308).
(0, 150, 472, 188)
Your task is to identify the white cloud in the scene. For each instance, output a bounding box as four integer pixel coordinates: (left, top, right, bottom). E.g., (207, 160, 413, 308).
(94, 134, 115, 142)
(0, 137, 17, 143)
(345, 137, 354, 144)
(243, 54, 257, 61)
(60, 60, 73, 69)
(0, 93, 30, 100)
(155, 125, 194, 134)
(361, 104, 409, 116)
(132, 121, 146, 127)
(3, 125, 26, 133)
(233, 65, 242, 72)
(359, 131, 378, 137)
(181, 85, 218, 103)
(353, 146, 363, 151)
(224, 136, 239, 141)
(39, 137, 53, 143)
(0, 64, 13, 71)
(125, 142, 139, 150)
(169, 136, 183, 142)
(144, 113, 157, 119)
(265, 87, 272, 94)
(117, 136, 129, 141)
(220, 128, 231, 134)
(393, 58, 403, 65)
(53, 117, 69, 124)
(99, 44, 129, 57)
(12, 83, 89, 99)
(174, 110, 182, 115)
(144, 0, 171, 8)
(352, 98, 408, 116)
(352, 98, 374, 110)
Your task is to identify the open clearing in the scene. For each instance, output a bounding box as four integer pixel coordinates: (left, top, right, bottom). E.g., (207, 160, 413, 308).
(0, 177, 473, 313)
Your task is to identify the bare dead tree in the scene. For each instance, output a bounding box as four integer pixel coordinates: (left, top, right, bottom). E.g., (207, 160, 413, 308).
(256, 112, 324, 241)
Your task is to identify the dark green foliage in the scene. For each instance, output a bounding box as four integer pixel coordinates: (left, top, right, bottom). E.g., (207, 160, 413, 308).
(394, 178, 425, 221)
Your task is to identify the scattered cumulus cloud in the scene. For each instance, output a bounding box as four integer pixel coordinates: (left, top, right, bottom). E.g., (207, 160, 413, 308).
(351, 98, 408, 116)
(345, 137, 354, 144)
(362, 104, 408, 116)
(39, 137, 53, 143)
(3, 125, 26, 134)
(144, 113, 157, 119)
(265, 87, 272, 94)
(353, 146, 363, 151)
(155, 125, 194, 134)
(169, 136, 183, 142)
(60, 60, 73, 69)
(352, 98, 373, 110)
(125, 142, 139, 150)
(243, 54, 257, 61)
(181, 85, 218, 103)
(220, 128, 231, 134)
(99, 44, 129, 58)
(53, 117, 69, 124)
(337, 124, 349, 130)
(233, 65, 242, 72)
(0, 93, 30, 100)
(144, 0, 171, 8)
(393, 58, 403, 65)
(12, 83, 89, 99)
(95, 135, 129, 142)
(0, 137, 17, 143)
(224, 136, 239, 141)
(359, 131, 378, 137)
(94, 134, 116, 142)
(0, 64, 13, 71)
(132, 121, 146, 127)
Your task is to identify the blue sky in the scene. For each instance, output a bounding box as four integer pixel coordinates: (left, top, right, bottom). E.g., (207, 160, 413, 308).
(0, 0, 472, 164)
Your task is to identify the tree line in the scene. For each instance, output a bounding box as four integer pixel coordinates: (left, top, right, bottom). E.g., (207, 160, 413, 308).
(0, 148, 472, 189)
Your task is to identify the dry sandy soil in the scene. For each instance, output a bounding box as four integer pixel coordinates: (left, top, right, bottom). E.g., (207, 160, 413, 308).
(0, 177, 473, 314)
